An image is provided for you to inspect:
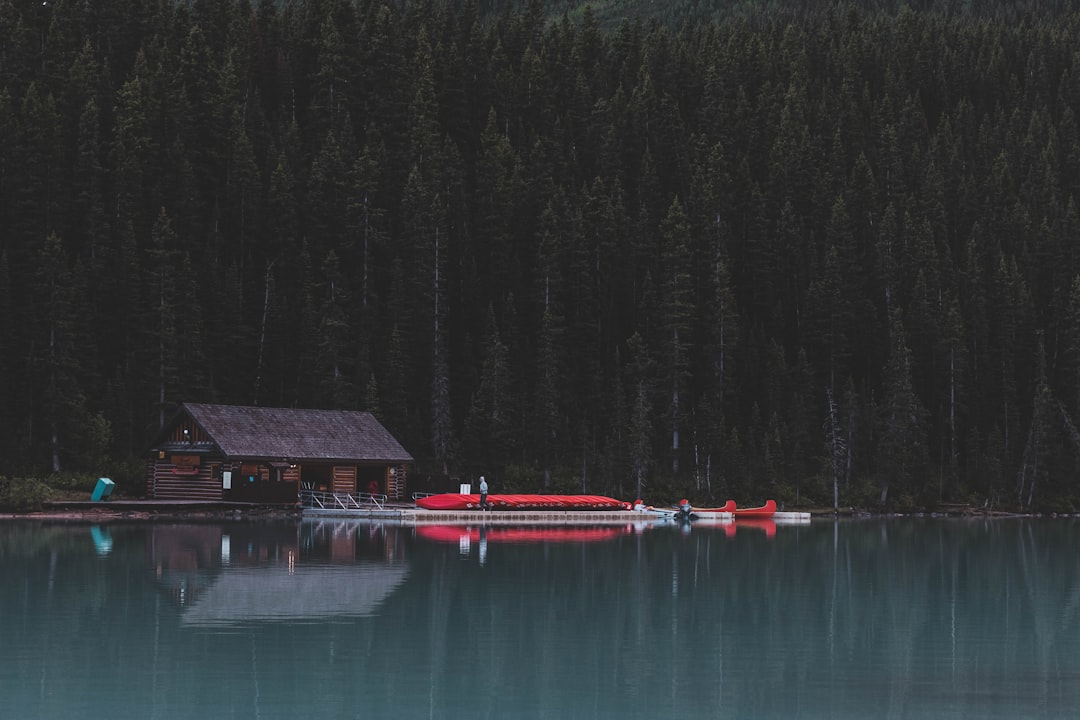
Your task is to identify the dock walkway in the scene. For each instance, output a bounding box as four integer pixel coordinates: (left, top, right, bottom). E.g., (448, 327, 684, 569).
(27, 498, 815, 525)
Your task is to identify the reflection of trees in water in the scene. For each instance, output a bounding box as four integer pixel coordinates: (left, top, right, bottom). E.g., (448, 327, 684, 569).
(380, 520, 1080, 717)
(0, 523, 150, 616)
(697, 519, 1080, 715)
(398, 528, 725, 714)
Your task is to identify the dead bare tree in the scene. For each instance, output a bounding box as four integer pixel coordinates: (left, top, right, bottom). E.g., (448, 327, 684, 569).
(825, 387, 846, 514)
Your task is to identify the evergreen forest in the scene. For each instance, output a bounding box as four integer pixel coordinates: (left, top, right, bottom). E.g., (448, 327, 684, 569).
(4, 0, 1080, 511)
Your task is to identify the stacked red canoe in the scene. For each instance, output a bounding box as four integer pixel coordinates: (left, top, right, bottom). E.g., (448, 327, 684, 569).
(733, 499, 777, 518)
(415, 493, 629, 511)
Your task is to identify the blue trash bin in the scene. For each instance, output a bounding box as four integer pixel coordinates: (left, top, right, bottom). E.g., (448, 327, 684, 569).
(91, 477, 114, 502)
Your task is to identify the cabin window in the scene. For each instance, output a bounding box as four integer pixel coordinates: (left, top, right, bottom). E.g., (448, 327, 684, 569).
(270, 461, 290, 482)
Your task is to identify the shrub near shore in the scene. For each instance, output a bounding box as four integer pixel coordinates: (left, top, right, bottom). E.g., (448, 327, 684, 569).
(0, 472, 118, 513)
(0, 477, 57, 513)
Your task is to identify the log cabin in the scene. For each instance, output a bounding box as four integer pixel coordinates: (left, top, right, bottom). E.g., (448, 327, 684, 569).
(146, 403, 413, 504)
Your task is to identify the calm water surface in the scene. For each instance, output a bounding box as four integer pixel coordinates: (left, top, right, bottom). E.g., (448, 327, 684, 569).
(1, 516, 1078, 719)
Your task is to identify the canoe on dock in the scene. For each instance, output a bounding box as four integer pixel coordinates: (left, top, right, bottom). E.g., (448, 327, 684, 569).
(734, 499, 777, 518)
(689, 499, 736, 521)
(416, 493, 630, 511)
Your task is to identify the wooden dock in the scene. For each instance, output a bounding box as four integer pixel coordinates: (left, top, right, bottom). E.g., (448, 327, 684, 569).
(24, 499, 815, 526)
(306, 507, 816, 525)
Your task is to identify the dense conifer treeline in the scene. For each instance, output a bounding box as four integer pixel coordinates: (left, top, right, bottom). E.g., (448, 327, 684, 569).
(3, 0, 1080, 510)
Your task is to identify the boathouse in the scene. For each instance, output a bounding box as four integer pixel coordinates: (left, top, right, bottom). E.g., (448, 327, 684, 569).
(147, 403, 413, 504)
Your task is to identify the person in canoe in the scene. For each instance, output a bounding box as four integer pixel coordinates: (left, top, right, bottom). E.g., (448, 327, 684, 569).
(479, 475, 489, 510)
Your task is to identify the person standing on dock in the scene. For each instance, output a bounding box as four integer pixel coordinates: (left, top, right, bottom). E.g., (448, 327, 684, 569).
(479, 476, 489, 510)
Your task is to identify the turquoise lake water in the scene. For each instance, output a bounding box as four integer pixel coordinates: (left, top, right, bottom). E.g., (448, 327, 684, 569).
(1, 516, 1078, 719)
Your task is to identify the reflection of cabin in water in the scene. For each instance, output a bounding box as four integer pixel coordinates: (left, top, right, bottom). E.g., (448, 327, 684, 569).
(147, 403, 413, 503)
(149, 522, 410, 625)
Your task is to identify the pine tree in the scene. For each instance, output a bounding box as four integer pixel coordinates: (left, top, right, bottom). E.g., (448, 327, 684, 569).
(658, 196, 694, 475)
(625, 332, 653, 500)
(698, 247, 739, 487)
(66, 39, 108, 262)
(804, 244, 847, 393)
(305, 130, 351, 266)
(383, 323, 409, 442)
(464, 307, 512, 473)
(222, 107, 261, 281)
(111, 50, 157, 243)
(169, 247, 208, 406)
(0, 251, 14, 464)
(313, 249, 354, 408)
(1063, 275, 1080, 421)
(825, 386, 845, 514)
(937, 291, 969, 498)
(178, 22, 225, 231)
(34, 232, 71, 471)
(144, 208, 181, 430)
(32, 233, 98, 472)
(877, 310, 928, 507)
(13, 83, 64, 285)
(348, 133, 388, 312)
(473, 106, 524, 311)
(533, 191, 571, 486)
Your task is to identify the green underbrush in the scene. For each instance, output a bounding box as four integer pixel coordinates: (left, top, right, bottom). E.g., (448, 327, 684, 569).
(0, 477, 55, 513)
(0, 461, 146, 512)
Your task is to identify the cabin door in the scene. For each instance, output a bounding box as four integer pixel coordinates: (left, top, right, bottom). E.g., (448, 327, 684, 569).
(332, 465, 357, 494)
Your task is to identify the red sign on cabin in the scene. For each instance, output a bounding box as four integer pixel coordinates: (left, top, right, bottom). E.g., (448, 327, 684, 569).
(171, 455, 201, 467)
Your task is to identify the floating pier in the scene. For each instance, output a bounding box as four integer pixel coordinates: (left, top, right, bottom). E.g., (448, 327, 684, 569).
(774, 511, 812, 522)
(302, 506, 816, 525)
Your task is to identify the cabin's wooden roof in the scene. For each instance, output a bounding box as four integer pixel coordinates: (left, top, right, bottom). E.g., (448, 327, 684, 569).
(178, 403, 413, 462)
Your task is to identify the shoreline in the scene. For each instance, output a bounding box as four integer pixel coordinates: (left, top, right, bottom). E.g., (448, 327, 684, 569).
(0, 510, 307, 522)
(0, 505, 1062, 522)
(0, 494, 1068, 522)
(0, 500, 306, 522)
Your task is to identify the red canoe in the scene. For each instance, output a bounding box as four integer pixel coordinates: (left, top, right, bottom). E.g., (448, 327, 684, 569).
(415, 493, 630, 511)
(689, 499, 736, 520)
(733, 499, 777, 518)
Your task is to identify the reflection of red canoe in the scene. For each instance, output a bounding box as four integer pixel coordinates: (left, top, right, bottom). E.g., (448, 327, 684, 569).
(735, 518, 776, 538)
(491, 526, 628, 543)
(695, 522, 736, 537)
(416, 525, 478, 543)
(416, 525, 629, 544)
(415, 493, 630, 511)
(734, 499, 777, 518)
